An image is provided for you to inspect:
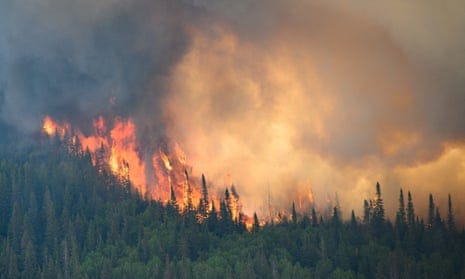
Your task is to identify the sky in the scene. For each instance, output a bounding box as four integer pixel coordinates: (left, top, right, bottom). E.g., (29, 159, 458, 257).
(1, 0, 464, 221)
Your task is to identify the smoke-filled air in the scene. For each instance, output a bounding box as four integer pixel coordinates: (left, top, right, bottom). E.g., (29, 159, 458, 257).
(1, 0, 465, 222)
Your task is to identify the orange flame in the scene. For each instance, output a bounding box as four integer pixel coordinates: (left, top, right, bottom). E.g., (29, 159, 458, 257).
(41, 115, 261, 228)
(42, 116, 70, 138)
(41, 115, 208, 211)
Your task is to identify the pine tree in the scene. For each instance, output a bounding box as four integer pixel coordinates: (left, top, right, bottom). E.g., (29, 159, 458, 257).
(183, 170, 193, 213)
(428, 194, 435, 228)
(407, 191, 415, 227)
(207, 200, 218, 232)
(7, 246, 19, 279)
(170, 185, 177, 206)
(434, 207, 442, 227)
(331, 206, 341, 227)
(395, 189, 407, 240)
(363, 200, 370, 225)
(350, 210, 357, 228)
(447, 193, 456, 233)
(372, 182, 385, 237)
(199, 174, 209, 217)
(252, 212, 260, 233)
(291, 202, 297, 224)
(7, 201, 23, 254)
(374, 182, 385, 222)
(311, 208, 318, 227)
(397, 189, 406, 225)
(224, 188, 232, 216)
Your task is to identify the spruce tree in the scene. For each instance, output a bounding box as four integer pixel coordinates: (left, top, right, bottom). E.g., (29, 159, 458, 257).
(207, 200, 218, 232)
(311, 208, 318, 227)
(428, 194, 435, 228)
(374, 182, 385, 223)
(252, 212, 260, 233)
(434, 207, 442, 227)
(169, 185, 178, 210)
(407, 191, 415, 227)
(200, 174, 209, 217)
(395, 189, 407, 239)
(397, 189, 406, 225)
(363, 200, 370, 225)
(183, 170, 193, 213)
(291, 202, 297, 224)
(372, 182, 385, 237)
(447, 193, 456, 233)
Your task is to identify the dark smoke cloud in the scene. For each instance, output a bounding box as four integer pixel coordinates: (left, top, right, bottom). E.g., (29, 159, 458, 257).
(1, 0, 465, 219)
(0, 0, 192, 135)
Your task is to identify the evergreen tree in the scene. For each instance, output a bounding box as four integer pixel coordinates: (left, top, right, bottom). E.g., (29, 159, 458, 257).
(7, 247, 19, 279)
(311, 208, 318, 227)
(207, 200, 218, 232)
(396, 189, 406, 225)
(374, 182, 385, 222)
(167, 184, 178, 218)
(395, 189, 407, 239)
(372, 182, 385, 237)
(447, 193, 456, 233)
(363, 200, 370, 225)
(252, 212, 260, 233)
(350, 210, 357, 228)
(224, 188, 232, 217)
(428, 194, 435, 228)
(407, 191, 415, 227)
(199, 174, 209, 217)
(7, 201, 23, 255)
(183, 170, 193, 213)
(434, 207, 443, 227)
(331, 206, 341, 227)
(291, 202, 297, 224)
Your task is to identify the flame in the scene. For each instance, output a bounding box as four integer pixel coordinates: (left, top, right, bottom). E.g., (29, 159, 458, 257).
(41, 115, 278, 229)
(42, 116, 70, 138)
(41, 115, 212, 213)
(42, 116, 56, 136)
(159, 148, 173, 171)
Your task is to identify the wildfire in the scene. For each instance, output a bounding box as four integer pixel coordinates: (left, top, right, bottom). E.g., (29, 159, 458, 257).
(42, 116, 70, 139)
(41, 115, 310, 229)
(42, 115, 183, 199)
(41, 115, 229, 218)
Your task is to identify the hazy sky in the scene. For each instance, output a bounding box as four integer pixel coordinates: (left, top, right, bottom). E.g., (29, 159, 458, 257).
(1, 0, 464, 220)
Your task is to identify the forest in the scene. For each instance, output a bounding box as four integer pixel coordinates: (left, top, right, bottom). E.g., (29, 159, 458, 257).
(0, 137, 464, 279)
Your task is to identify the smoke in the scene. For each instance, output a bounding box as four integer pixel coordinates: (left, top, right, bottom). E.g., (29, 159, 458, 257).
(164, 0, 465, 219)
(0, 0, 192, 135)
(1, 0, 465, 220)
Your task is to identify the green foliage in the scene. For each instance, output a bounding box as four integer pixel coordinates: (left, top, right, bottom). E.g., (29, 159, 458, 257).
(0, 140, 463, 278)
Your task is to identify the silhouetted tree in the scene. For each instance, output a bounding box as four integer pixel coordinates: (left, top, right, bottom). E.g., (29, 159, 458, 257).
(291, 202, 297, 224)
(311, 208, 318, 227)
(428, 194, 435, 228)
(199, 174, 209, 217)
(396, 189, 406, 226)
(252, 213, 260, 233)
(372, 182, 385, 237)
(447, 193, 456, 233)
(407, 191, 415, 227)
(363, 200, 371, 225)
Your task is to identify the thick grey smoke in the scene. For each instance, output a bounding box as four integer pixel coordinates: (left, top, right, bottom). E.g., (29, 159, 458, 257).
(1, 0, 465, 220)
(0, 0, 192, 135)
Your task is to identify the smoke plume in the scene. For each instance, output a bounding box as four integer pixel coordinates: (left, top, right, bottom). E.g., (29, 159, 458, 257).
(1, 0, 465, 221)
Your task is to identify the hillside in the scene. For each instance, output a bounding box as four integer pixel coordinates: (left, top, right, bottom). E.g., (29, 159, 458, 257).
(0, 139, 464, 278)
